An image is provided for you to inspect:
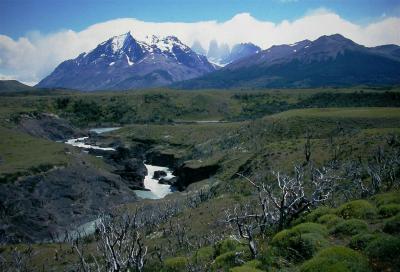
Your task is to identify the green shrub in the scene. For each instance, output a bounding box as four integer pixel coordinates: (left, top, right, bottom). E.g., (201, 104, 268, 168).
(336, 200, 377, 220)
(212, 251, 240, 271)
(271, 223, 329, 262)
(230, 266, 264, 272)
(163, 257, 188, 272)
(349, 233, 387, 250)
(383, 214, 400, 234)
(371, 191, 400, 207)
(302, 206, 334, 223)
(192, 246, 214, 263)
(291, 222, 329, 237)
(300, 246, 371, 272)
(364, 235, 400, 270)
(215, 239, 242, 256)
(241, 260, 262, 268)
(317, 214, 343, 226)
(229, 260, 264, 272)
(330, 219, 369, 236)
(378, 204, 400, 218)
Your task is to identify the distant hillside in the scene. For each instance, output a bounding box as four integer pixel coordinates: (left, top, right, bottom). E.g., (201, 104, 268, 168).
(0, 80, 34, 93)
(175, 34, 400, 89)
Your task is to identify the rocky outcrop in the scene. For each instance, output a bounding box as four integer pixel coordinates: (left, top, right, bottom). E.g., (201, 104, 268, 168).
(153, 170, 167, 179)
(159, 177, 177, 185)
(98, 146, 148, 190)
(113, 158, 148, 190)
(16, 112, 85, 141)
(0, 159, 138, 244)
(146, 151, 180, 168)
(172, 163, 220, 190)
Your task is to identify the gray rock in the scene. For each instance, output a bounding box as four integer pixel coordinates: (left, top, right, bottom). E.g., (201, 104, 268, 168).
(0, 160, 138, 244)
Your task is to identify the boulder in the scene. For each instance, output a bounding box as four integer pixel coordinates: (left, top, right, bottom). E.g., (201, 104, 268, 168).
(153, 170, 167, 179)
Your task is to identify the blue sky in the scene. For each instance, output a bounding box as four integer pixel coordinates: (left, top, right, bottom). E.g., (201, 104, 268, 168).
(1, 0, 400, 39)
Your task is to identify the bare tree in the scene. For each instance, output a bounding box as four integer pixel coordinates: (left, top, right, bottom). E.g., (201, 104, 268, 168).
(235, 164, 337, 231)
(225, 204, 260, 259)
(74, 211, 148, 272)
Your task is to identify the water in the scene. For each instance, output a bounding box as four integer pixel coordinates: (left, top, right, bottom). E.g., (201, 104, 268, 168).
(89, 127, 121, 134)
(62, 127, 175, 240)
(65, 137, 115, 151)
(134, 164, 174, 199)
(65, 128, 174, 200)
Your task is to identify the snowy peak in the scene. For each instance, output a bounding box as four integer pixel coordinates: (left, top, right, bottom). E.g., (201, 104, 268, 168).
(144, 35, 189, 54)
(110, 32, 132, 53)
(37, 32, 215, 91)
(97, 32, 138, 54)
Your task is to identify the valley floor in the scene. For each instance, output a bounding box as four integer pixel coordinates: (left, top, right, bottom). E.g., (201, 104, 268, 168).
(0, 87, 399, 271)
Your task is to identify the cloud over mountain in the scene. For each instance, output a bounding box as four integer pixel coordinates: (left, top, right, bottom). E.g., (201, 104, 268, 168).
(0, 10, 399, 84)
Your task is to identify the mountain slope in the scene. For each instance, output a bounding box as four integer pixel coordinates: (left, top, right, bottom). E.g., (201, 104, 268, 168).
(37, 32, 215, 91)
(0, 80, 34, 93)
(176, 34, 400, 89)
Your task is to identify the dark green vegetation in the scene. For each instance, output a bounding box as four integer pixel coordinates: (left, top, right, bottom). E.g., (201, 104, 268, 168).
(0, 84, 400, 271)
(1, 85, 400, 127)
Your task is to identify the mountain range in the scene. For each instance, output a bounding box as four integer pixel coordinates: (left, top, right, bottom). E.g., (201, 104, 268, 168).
(37, 32, 215, 91)
(176, 34, 400, 89)
(191, 40, 261, 66)
(37, 33, 400, 91)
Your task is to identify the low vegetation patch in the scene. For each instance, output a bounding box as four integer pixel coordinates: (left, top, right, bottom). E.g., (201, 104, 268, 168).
(371, 191, 400, 207)
(330, 219, 369, 236)
(378, 204, 400, 218)
(300, 246, 371, 272)
(271, 223, 329, 262)
(335, 200, 377, 220)
(383, 214, 400, 234)
(364, 235, 400, 271)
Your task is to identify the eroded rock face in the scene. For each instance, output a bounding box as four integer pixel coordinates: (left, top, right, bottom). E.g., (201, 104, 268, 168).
(17, 113, 85, 141)
(145, 150, 181, 168)
(113, 158, 148, 190)
(172, 164, 220, 190)
(0, 160, 138, 244)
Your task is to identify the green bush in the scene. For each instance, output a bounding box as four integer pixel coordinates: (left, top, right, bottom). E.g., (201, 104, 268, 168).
(192, 246, 214, 263)
(271, 223, 329, 262)
(302, 206, 334, 223)
(215, 239, 242, 256)
(230, 266, 264, 272)
(163, 257, 188, 272)
(349, 233, 387, 250)
(229, 260, 264, 272)
(291, 223, 329, 237)
(371, 191, 400, 207)
(383, 214, 400, 234)
(378, 204, 400, 218)
(330, 219, 369, 236)
(241, 260, 262, 268)
(317, 214, 343, 226)
(336, 200, 377, 220)
(364, 235, 400, 269)
(300, 246, 371, 272)
(212, 251, 241, 271)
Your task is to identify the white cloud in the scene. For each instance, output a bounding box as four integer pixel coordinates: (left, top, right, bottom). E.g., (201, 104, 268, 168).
(0, 10, 399, 85)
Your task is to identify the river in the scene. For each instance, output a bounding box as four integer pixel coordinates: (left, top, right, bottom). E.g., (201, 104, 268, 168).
(65, 127, 174, 199)
(61, 127, 174, 240)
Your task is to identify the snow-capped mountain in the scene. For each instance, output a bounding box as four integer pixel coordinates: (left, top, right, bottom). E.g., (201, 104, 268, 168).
(37, 32, 215, 91)
(177, 34, 400, 89)
(191, 40, 261, 67)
